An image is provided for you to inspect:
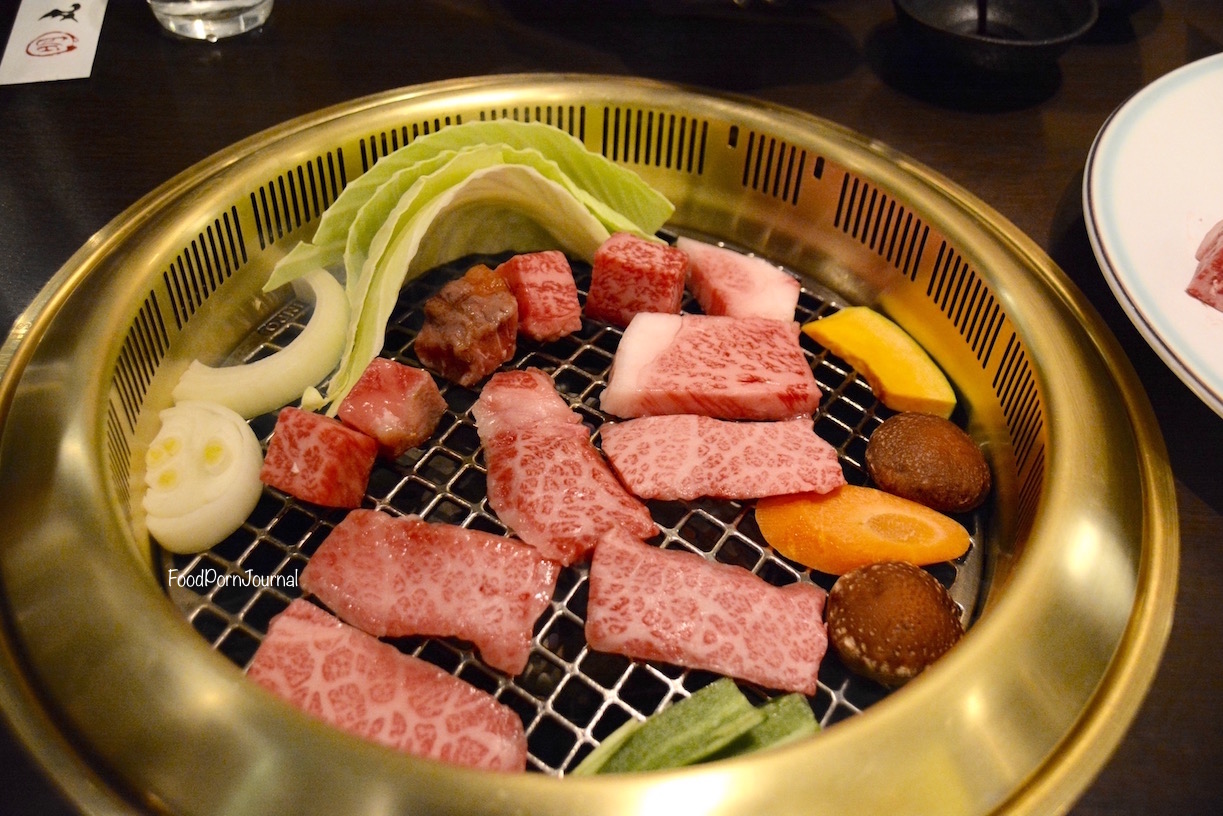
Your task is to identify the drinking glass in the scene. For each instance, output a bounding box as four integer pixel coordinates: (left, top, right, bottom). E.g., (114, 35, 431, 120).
(147, 0, 273, 42)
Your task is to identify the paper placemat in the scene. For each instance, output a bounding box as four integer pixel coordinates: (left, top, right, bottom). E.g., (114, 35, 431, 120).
(0, 1, 108, 86)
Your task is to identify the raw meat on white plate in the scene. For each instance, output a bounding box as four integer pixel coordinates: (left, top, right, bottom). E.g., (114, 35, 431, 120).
(247, 598, 527, 771)
(599, 313, 820, 420)
(473, 367, 656, 565)
(599, 414, 845, 501)
(585, 528, 828, 696)
(1187, 217, 1223, 312)
(300, 509, 559, 675)
(677, 236, 801, 322)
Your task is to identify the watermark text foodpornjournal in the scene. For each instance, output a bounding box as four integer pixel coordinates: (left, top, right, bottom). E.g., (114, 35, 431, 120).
(167, 567, 298, 590)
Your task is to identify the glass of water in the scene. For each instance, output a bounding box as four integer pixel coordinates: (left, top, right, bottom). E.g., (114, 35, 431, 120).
(147, 0, 274, 42)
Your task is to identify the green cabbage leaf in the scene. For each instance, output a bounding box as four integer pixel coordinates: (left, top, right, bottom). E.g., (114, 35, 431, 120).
(260, 119, 675, 413)
(307, 161, 611, 412)
(264, 120, 673, 292)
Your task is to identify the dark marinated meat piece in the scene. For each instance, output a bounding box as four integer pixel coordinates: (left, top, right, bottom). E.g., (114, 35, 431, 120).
(600, 414, 845, 500)
(415, 264, 517, 387)
(585, 529, 828, 695)
(300, 509, 560, 675)
(247, 599, 528, 771)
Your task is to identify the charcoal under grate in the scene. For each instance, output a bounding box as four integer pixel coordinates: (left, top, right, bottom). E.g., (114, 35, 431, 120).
(161, 250, 984, 775)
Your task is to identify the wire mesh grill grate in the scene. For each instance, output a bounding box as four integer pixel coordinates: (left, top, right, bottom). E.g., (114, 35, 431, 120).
(161, 251, 982, 775)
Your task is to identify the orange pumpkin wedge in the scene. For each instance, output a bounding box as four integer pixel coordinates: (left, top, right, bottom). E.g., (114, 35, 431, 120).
(801, 306, 956, 419)
(755, 485, 970, 575)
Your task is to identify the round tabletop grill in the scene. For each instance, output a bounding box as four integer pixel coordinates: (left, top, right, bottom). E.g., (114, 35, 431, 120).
(160, 256, 986, 775)
(0, 75, 1176, 816)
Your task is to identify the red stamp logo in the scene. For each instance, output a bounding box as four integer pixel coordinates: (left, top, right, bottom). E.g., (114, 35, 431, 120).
(26, 31, 79, 58)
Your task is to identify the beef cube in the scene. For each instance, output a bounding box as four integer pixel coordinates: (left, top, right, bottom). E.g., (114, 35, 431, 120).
(260, 407, 377, 508)
(415, 264, 517, 387)
(494, 251, 582, 342)
(337, 358, 447, 458)
(584, 233, 688, 327)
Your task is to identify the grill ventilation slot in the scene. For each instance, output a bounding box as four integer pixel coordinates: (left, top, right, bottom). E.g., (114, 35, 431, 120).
(834, 173, 928, 278)
(359, 118, 465, 171)
(252, 152, 345, 248)
(740, 131, 808, 205)
(928, 241, 1007, 367)
(602, 107, 707, 174)
(479, 106, 585, 139)
(162, 205, 247, 329)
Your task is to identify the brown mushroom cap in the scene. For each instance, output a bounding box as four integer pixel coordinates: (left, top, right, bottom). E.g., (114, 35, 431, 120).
(865, 412, 992, 513)
(826, 560, 964, 687)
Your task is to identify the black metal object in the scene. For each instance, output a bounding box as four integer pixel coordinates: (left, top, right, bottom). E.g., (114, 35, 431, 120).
(892, 0, 1099, 73)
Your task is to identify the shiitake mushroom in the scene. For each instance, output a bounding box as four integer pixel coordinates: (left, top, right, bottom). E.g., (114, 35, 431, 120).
(865, 412, 991, 514)
(826, 560, 964, 687)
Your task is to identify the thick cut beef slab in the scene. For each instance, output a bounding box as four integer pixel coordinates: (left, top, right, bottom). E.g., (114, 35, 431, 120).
(600, 313, 820, 420)
(584, 232, 688, 327)
(585, 529, 828, 695)
(600, 414, 845, 501)
(300, 509, 559, 675)
(473, 368, 656, 565)
(247, 599, 528, 771)
(337, 358, 446, 459)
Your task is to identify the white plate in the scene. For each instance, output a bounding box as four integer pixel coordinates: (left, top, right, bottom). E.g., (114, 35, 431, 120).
(1084, 52, 1223, 418)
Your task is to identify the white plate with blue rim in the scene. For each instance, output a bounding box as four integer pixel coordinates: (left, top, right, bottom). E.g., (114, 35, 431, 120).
(1085, 51, 1223, 418)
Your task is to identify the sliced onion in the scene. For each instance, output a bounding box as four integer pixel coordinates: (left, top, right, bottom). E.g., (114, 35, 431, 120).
(143, 401, 263, 554)
(172, 267, 347, 419)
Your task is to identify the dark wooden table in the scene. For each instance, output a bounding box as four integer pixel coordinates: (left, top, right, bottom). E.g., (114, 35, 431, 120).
(2, 1, 1219, 813)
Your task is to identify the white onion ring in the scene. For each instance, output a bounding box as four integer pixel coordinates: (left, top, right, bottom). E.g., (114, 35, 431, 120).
(172, 267, 347, 419)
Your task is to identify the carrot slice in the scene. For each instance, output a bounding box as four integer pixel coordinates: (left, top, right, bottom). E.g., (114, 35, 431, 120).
(755, 485, 970, 575)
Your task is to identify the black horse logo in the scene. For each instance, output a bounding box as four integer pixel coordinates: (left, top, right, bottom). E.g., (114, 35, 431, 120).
(40, 4, 82, 22)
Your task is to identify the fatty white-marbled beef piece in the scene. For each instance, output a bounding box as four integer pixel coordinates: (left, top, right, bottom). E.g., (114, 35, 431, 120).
(585, 529, 828, 695)
(300, 509, 559, 675)
(473, 368, 656, 565)
(599, 313, 820, 420)
(599, 415, 845, 501)
(1187, 217, 1223, 312)
(470, 364, 578, 436)
(247, 599, 527, 771)
(336, 358, 446, 459)
(677, 236, 801, 322)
